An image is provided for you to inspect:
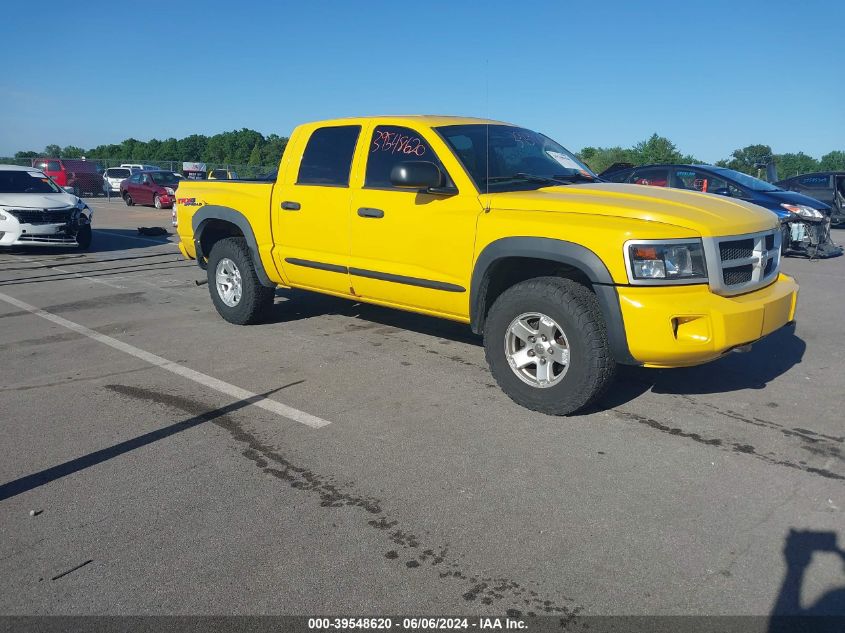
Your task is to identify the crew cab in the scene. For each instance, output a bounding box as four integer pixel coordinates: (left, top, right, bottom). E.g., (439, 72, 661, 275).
(174, 116, 799, 415)
(0, 165, 93, 249)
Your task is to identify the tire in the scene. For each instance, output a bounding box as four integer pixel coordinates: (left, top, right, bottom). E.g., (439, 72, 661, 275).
(123, 193, 134, 206)
(206, 237, 275, 325)
(154, 194, 162, 209)
(484, 276, 616, 416)
(76, 225, 92, 251)
(781, 224, 790, 255)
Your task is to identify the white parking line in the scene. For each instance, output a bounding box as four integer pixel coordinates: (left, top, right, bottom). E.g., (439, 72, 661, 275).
(0, 290, 331, 429)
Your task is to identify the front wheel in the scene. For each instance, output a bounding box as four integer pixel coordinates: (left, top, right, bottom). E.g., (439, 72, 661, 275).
(484, 277, 616, 416)
(154, 194, 162, 209)
(76, 225, 92, 251)
(207, 237, 275, 325)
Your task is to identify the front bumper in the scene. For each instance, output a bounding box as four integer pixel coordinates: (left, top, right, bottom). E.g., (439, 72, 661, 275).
(0, 220, 86, 247)
(618, 273, 799, 367)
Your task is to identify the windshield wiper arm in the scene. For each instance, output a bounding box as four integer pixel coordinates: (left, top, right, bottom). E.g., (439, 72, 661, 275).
(514, 172, 598, 185)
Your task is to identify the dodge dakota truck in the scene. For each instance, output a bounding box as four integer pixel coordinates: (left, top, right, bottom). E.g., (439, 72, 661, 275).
(174, 116, 798, 415)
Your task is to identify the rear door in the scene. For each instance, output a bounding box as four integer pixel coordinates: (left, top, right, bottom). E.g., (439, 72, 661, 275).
(270, 124, 361, 295)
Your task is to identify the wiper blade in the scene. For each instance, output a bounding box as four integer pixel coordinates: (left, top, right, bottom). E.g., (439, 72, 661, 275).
(513, 172, 598, 185)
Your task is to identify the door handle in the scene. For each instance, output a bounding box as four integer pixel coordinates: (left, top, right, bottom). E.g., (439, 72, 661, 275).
(357, 207, 384, 218)
(281, 201, 301, 211)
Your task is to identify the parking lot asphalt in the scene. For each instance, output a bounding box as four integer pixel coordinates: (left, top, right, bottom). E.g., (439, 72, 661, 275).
(0, 196, 843, 620)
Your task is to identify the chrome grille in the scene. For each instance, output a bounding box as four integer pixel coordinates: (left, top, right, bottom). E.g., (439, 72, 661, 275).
(7, 208, 74, 224)
(703, 228, 780, 296)
(719, 239, 753, 261)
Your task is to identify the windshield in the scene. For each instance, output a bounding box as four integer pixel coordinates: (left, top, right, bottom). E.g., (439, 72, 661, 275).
(436, 124, 596, 192)
(149, 171, 180, 185)
(106, 168, 131, 178)
(0, 170, 62, 194)
(712, 167, 781, 192)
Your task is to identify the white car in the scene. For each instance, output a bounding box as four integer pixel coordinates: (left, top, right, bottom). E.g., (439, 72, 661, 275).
(0, 165, 93, 250)
(103, 166, 134, 193)
(120, 163, 158, 172)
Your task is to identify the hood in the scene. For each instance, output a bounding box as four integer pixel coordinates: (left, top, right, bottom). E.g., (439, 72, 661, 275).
(755, 189, 831, 212)
(0, 192, 79, 209)
(483, 183, 779, 237)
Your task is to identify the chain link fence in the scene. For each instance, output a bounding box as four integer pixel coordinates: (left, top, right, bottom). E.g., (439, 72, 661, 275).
(0, 157, 276, 180)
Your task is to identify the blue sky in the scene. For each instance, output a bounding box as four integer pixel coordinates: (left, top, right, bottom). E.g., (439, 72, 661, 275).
(2, 0, 842, 162)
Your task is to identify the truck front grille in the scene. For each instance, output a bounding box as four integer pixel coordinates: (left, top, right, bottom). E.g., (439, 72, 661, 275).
(7, 208, 74, 224)
(704, 228, 780, 296)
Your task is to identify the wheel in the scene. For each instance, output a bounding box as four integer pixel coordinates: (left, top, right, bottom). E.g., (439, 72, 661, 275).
(484, 276, 616, 416)
(781, 224, 790, 255)
(123, 193, 134, 206)
(76, 225, 92, 251)
(207, 237, 275, 325)
(154, 194, 162, 209)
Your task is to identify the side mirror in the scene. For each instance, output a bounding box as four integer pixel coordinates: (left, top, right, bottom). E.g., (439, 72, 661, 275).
(390, 161, 447, 192)
(62, 186, 75, 194)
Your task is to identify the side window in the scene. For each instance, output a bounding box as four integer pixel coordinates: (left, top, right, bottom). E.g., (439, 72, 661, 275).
(675, 169, 729, 194)
(365, 125, 448, 188)
(129, 173, 141, 183)
(297, 125, 361, 186)
(631, 167, 669, 187)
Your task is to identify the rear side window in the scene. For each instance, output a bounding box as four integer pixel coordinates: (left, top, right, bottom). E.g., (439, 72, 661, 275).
(365, 125, 446, 188)
(631, 167, 669, 187)
(297, 125, 361, 186)
(35, 160, 61, 172)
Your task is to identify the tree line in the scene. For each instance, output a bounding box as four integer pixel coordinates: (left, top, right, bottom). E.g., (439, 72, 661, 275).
(579, 134, 845, 178)
(11, 129, 289, 168)
(10, 129, 845, 178)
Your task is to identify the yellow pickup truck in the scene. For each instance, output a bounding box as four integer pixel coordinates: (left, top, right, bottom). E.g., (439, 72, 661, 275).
(175, 116, 798, 415)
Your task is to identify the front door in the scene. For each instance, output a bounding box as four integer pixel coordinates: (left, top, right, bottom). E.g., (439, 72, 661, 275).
(349, 123, 482, 319)
(270, 124, 362, 295)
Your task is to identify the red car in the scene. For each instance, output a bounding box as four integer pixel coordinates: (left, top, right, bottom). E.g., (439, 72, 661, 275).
(32, 158, 104, 197)
(120, 170, 181, 208)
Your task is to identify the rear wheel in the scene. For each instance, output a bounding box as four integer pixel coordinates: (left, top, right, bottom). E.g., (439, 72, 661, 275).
(207, 237, 275, 325)
(484, 276, 616, 416)
(123, 192, 134, 206)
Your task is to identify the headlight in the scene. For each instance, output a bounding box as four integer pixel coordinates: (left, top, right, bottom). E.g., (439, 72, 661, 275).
(781, 203, 823, 220)
(165, 187, 175, 195)
(626, 240, 707, 283)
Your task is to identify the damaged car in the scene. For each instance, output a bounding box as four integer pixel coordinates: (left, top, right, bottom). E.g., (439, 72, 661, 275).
(601, 163, 842, 258)
(0, 165, 93, 250)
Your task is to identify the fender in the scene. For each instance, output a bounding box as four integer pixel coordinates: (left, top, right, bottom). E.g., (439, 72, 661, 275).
(191, 205, 276, 288)
(470, 237, 638, 365)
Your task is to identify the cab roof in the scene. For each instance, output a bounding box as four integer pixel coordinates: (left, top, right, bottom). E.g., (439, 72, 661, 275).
(305, 115, 514, 128)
